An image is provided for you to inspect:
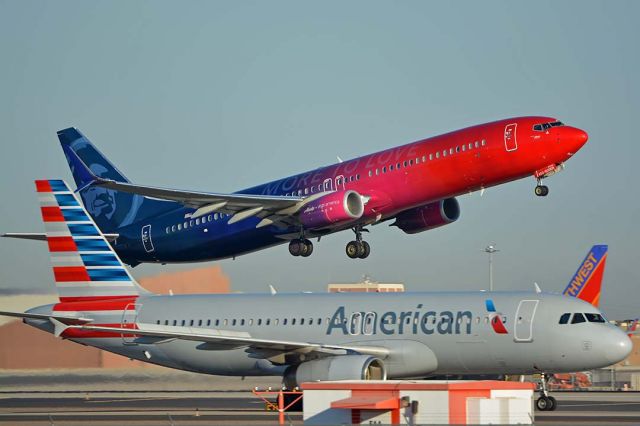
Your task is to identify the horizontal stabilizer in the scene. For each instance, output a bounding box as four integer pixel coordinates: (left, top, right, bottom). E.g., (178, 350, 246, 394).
(0, 310, 93, 325)
(3, 232, 119, 242)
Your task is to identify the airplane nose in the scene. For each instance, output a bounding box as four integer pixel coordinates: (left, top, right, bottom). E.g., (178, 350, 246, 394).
(605, 330, 632, 364)
(566, 127, 588, 148)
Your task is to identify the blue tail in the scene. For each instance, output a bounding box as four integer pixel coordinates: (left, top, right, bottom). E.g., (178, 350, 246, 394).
(58, 128, 179, 233)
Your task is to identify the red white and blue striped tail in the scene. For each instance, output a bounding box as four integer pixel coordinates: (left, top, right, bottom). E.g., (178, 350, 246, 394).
(36, 179, 144, 303)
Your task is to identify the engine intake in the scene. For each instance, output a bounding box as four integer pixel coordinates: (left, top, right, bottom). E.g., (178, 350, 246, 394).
(299, 190, 364, 229)
(283, 355, 386, 388)
(393, 198, 460, 234)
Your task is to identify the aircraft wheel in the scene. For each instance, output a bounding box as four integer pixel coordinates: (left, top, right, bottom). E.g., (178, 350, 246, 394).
(358, 241, 370, 259)
(535, 185, 549, 197)
(536, 396, 552, 411)
(346, 241, 360, 259)
(288, 240, 302, 256)
(301, 239, 313, 257)
(547, 396, 557, 411)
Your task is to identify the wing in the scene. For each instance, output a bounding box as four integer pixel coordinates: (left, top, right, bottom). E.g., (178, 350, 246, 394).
(65, 322, 389, 358)
(64, 145, 334, 229)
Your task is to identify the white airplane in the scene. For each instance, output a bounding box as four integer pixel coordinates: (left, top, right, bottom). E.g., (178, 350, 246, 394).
(0, 180, 630, 412)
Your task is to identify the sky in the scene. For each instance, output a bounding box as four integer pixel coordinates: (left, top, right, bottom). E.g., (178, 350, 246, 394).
(0, 1, 638, 319)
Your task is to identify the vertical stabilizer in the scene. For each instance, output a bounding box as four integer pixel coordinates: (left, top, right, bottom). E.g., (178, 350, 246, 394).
(562, 245, 608, 307)
(57, 128, 178, 233)
(36, 179, 147, 302)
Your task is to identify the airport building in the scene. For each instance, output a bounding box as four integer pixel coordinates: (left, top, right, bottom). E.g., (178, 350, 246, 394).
(328, 276, 405, 293)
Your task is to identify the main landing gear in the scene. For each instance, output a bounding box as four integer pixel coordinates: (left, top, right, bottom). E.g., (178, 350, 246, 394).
(535, 178, 549, 197)
(535, 373, 557, 411)
(289, 238, 313, 257)
(346, 225, 370, 259)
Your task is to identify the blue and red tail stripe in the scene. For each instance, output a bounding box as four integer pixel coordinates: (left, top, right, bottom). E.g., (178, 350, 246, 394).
(36, 179, 142, 303)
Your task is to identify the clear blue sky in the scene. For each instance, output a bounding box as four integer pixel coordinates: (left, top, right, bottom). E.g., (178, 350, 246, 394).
(1, 1, 638, 318)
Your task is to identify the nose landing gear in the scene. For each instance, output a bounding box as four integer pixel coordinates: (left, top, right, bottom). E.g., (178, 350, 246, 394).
(535, 178, 549, 197)
(535, 373, 557, 411)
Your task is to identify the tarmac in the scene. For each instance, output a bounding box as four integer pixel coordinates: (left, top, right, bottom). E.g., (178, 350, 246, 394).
(1, 370, 639, 425)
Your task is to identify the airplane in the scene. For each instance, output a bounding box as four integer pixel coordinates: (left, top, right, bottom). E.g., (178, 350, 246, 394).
(0, 180, 630, 412)
(4, 116, 588, 265)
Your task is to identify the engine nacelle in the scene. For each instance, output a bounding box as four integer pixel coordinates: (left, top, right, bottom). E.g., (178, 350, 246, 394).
(283, 355, 387, 388)
(393, 198, 460, 234)
(299, 190, 364, 229)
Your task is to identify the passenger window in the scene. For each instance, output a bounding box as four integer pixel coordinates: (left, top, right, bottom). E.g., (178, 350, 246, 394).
(456, 146, 460, 153)
(468, 143, 473, 149)
(396, 163, 401, 169)
(215, 319, 220, 326)
(382, 166, 386, 173)
(164, 320, 168, 325)
(461, 145, 466, 152)
(207, 215, 212, 222)
(368, 170, 372, 177)
(442, 150, 447, 157)
(571, 313, 586, 324)
(422, 155, 426, 162)
(356, 174, 360, 180)
(257, 319, 262, 326)
(183, 222, 188, 228)
(429, 154, 433, 160)
(198, 319, 202, 326)
(173, 320, 177, 326)
(389, 164, 394, 171)
(177, 224, 182, 231)
(475, 141, 479, 148)
(403, 161, 408, 167)
(196, 218, 200, 225)
(409, 159, 414, 166)
(171, 225, 176, 232)
(232, 319, 237, 326)
(165, 227, 169, 234)
(206, 319, 211, 326)
(449, 148, 453, 155)
(585, 313, 606, 323)
(481, 139, 486, 146)
(283, 318, 288, 325)
(301, 318, 305, 325)
(292, 318, 296, 325)
(304, 188, 308, 195)
(436, 152, 440, 159)
(189, 220, 194, 227)
(181, 320, 186, 326)
(317, 318, 322, 325)
(249, 319, 253, 326)
(214, 213, 219, 220)
(241, 319, 245, 326)
(559, 313, 571, 324)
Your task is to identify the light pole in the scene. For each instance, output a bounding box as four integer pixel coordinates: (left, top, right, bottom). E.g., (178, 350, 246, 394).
(485, 245, 499, 291)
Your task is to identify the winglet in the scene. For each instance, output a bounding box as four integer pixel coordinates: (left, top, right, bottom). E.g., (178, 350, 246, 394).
(50, 318, 69, 338)
(562, 245, 608, 307)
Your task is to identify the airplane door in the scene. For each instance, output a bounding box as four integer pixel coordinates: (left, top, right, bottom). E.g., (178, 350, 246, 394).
(141, 224, 155, 253)
(514, 300, 538, 343)
(121, 303, 142, 345)
(504, 123, 518, 151)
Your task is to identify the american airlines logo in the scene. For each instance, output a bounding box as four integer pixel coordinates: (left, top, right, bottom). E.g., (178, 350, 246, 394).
(485, 299, 508, 334)
(326, 305, 473, 336)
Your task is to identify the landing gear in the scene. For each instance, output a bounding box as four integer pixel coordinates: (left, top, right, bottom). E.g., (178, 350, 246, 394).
(535, 178, 549, 197)
(346, 226, 370, 259)
(535, 373, 557, 411)
(288, 239, 313, 257)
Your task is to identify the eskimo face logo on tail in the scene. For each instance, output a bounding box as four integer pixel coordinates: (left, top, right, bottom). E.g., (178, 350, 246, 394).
(485, 299, 508, 334)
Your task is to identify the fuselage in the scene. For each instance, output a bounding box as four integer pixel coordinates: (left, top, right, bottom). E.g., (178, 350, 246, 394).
(108, 116, 588, 265)
(26, 291, 630, 380)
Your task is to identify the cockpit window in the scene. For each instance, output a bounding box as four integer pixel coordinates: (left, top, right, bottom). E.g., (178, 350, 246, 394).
(571, 313, 586, 324)
(559, 313, 571, 324)
(533, 121, 564, 132)
(585, 313, 606, 323)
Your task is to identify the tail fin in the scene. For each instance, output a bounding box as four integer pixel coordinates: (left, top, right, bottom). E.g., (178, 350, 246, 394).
(562, 245, 608, 307)
(57, 128, 178, 233)
(36, 179, 148, 302)
(628, 319, 639, 338)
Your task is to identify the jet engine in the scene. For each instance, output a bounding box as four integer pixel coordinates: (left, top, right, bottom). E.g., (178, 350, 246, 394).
(283, 355, 386, 388)
(299, 190, 364, 229)
(393, 198, 460, 234)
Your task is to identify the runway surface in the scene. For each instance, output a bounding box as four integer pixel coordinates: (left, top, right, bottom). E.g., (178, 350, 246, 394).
(1, 371, 639, 425)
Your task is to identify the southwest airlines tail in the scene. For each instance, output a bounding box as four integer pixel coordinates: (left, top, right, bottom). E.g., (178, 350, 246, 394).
(562, 245, 608, 307)
(36, 179, 147, 302)
(57, 128, 178, 233)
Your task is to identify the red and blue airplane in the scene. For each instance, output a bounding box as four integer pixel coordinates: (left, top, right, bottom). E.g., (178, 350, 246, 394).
(6, 116, 588, 266)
